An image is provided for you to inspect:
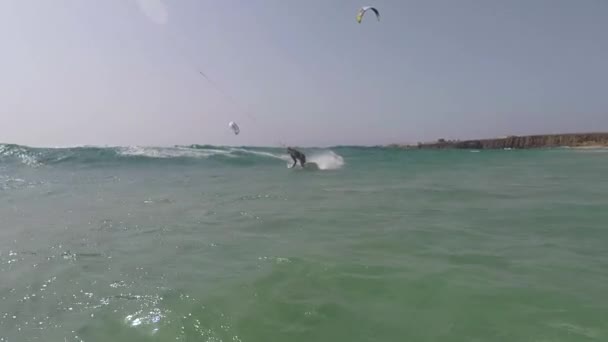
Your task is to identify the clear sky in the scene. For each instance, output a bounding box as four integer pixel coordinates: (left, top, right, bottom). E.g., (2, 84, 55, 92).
(1, 0, 607, 147)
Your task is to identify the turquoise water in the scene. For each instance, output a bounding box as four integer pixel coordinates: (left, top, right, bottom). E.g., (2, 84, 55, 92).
(1, 144, 607, 341)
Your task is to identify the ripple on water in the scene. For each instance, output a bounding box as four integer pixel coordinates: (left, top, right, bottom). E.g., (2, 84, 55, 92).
(124, 307, 165, 334)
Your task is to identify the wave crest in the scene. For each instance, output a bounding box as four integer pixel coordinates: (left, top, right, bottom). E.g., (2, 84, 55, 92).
(0, 144, 344, 170)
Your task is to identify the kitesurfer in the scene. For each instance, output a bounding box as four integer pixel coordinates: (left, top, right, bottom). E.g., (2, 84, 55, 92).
(287, 147, 306, 168)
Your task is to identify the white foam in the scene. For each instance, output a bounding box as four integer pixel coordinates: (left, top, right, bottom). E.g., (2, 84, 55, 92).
(228, 148, 287, 161)
(308, 151, 344, 170)
(117, 146, 345, 169)
(118, 146, 290, 161)
(118, 146, 229, 159)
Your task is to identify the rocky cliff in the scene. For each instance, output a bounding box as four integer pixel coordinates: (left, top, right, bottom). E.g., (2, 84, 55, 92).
(393, 133, 608, 150)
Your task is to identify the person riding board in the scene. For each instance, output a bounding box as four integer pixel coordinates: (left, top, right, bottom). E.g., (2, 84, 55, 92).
(287, 147, 306, 168)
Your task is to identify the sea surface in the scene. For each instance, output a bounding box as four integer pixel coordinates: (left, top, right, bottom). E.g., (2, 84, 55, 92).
(1, 144, 607, 341)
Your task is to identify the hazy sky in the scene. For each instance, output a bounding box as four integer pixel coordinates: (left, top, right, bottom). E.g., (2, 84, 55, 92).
(1, 0, 607, 147)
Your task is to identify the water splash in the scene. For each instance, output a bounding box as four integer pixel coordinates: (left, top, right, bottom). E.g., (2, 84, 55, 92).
(308, 151, 345, 170)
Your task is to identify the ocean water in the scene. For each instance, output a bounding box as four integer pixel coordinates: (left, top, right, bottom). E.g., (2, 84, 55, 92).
(1, 144, 607, 341)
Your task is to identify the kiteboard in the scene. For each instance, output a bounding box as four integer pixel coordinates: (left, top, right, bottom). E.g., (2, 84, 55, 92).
(287, 162, 319, 171)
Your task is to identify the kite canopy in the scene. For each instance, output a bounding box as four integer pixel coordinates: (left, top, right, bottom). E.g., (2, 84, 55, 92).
(356, 6, 380, 23)
(228, 121, 240, 135)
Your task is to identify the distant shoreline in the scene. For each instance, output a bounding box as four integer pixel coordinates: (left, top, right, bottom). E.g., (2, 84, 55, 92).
(389, 133, 608, 150)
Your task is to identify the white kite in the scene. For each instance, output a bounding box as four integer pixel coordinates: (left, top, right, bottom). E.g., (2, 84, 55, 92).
(356, 6, 380, 23)
(228, 121, 240, 135)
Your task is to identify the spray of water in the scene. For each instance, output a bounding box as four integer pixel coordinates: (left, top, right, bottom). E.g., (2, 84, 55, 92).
(307, 151, 345, 170)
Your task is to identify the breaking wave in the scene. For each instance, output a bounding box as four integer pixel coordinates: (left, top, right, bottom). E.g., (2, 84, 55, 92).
(0, 144, 342, 169)
(308, 151, 345, 170)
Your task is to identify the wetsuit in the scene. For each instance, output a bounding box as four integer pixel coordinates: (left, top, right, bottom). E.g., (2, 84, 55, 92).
(287, 147, 306, 168)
